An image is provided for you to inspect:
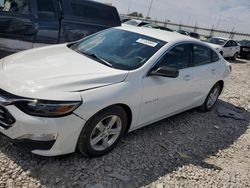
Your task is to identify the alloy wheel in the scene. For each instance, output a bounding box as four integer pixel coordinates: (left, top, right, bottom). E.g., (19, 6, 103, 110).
(90, 115, 122, 151)
(207, 87, 220, 109)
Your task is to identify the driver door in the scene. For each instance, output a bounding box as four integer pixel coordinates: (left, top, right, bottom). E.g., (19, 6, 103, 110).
(138, 43, 196, 126)
(223, 40, 232, 57)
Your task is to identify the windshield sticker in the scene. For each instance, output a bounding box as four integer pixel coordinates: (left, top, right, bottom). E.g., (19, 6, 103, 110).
(136, 39, 158, 47)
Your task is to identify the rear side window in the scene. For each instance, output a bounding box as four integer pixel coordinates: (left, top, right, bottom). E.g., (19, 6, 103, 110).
(193, 44, 211, 66)
(71, 2, 115, 22)
(157, 44, 192, 70)
(38, 0, 54, 12)
(37, 0, 56, 17)
(1, 0, 30, 14)
(211, 50, 219, 62)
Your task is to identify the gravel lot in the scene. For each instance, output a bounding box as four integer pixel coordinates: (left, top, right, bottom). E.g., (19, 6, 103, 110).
(0, 57, 249, 188)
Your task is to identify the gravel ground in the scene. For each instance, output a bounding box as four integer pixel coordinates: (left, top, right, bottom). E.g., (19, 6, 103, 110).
(0, 59, 250, 188)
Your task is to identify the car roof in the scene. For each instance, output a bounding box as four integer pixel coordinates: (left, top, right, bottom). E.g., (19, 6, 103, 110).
(118, 26, 197, 43)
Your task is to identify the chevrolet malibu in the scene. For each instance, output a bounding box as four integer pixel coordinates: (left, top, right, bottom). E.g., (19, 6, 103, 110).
(0, 27, 231, 157)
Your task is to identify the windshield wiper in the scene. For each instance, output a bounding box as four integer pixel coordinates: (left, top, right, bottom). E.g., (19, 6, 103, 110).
(81, 52, 113, 67)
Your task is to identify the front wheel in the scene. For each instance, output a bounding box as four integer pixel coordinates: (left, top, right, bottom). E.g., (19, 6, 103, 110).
(199, 83, 221, 112)
(232, 52, 238, 61)
(77, 106, 127, 158)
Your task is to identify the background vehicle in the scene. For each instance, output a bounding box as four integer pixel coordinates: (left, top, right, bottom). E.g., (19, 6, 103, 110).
(177, 29, 200, 39)
(0, 27, 231, 157)
(142, 23, 173, 32)
(122, 19, 150, 27)
(206, 37, 240, 60)
(239, 40, 250, 60)
(120, 18, 131, 23)
(0, 0, 121, 56)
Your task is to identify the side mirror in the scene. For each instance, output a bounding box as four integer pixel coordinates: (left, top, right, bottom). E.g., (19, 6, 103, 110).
(149, 66, 179, 78)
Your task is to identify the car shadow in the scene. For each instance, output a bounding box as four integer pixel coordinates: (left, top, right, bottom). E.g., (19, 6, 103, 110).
(228, 58, 249, 64)
(0, 99, 249, 188)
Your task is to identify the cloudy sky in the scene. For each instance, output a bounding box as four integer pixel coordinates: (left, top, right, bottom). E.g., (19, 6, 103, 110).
(94, 0, 250, 33)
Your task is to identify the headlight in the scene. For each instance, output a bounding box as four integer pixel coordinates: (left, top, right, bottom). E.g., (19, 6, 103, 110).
(15, 100, 82, 118)
(242, 48, 250, 52)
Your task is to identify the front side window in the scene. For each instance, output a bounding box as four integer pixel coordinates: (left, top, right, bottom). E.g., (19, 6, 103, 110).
(224, 41, 232, 47)
(70, 28, 166, 70)
(157, 44, 192, 70)
(193, 44, 211, 66)
(231, 41, 238, 47)
(1, 0, 30, 14)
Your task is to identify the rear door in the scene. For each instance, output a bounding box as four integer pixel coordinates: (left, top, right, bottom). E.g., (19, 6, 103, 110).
(0, 0, 37, 51)
(59, 0, 121, 43)
(189, 44, 220, 102)
(223, 40, 232, 57)
(33, 0, 60, 48)
(230, 40, 240, 56)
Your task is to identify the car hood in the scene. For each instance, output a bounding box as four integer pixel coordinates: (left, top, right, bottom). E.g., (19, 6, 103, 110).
(0, 44, 128, 100)
(205, 42, 222, 50)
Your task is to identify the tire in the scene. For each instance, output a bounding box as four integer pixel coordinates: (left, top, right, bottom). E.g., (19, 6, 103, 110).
(232, 52, 238, 61)
(77, 106, 127, 158)
(199, 83, 221, 112)
(247, 54, 250, 60)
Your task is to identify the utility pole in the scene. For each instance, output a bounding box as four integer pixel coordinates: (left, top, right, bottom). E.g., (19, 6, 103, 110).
(147, 0, 154, 18)
(127, 0, 131, 15)
(216, 15, 222, 30)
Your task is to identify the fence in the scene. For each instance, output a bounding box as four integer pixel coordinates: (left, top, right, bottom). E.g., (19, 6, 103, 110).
(122, 15, 250, 41)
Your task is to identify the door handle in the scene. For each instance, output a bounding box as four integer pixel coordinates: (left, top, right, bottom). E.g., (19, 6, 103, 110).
(183, 75, 191, 81)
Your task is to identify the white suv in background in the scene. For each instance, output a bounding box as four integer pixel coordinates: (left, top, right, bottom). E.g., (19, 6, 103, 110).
(206, 37, 240, 60)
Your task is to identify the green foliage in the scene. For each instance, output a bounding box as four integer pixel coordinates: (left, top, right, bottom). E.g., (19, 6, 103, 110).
(128, 12, 144, 18)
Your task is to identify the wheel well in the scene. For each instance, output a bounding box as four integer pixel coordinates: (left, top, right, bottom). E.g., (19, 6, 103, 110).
(216, 80, 224, 94)
(115, 104, 132, 133)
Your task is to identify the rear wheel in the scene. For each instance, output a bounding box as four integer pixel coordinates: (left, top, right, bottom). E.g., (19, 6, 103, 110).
(77, 106, 127, 158)
(199, 83, 221, 112)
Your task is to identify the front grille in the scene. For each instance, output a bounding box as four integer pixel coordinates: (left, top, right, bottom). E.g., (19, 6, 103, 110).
(0, 105, 15, 130)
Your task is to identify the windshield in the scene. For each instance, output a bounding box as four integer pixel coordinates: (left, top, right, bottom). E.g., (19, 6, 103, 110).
(124, 20, 140, 26)
(143, 23, 157, 28)
(70, 28, 166, 70)
(207, 38, 227, 45)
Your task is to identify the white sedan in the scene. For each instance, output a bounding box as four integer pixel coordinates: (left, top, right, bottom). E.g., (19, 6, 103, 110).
(0, 27, 231, 157)
(206, 37, 240, 60)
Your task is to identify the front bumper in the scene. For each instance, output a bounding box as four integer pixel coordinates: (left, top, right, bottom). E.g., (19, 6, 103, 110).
(0, 105, 86, 156)
(0, 132, 56, 152)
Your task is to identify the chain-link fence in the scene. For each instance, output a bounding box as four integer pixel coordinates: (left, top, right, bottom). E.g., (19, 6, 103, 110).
(122, 15, 250, 41)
